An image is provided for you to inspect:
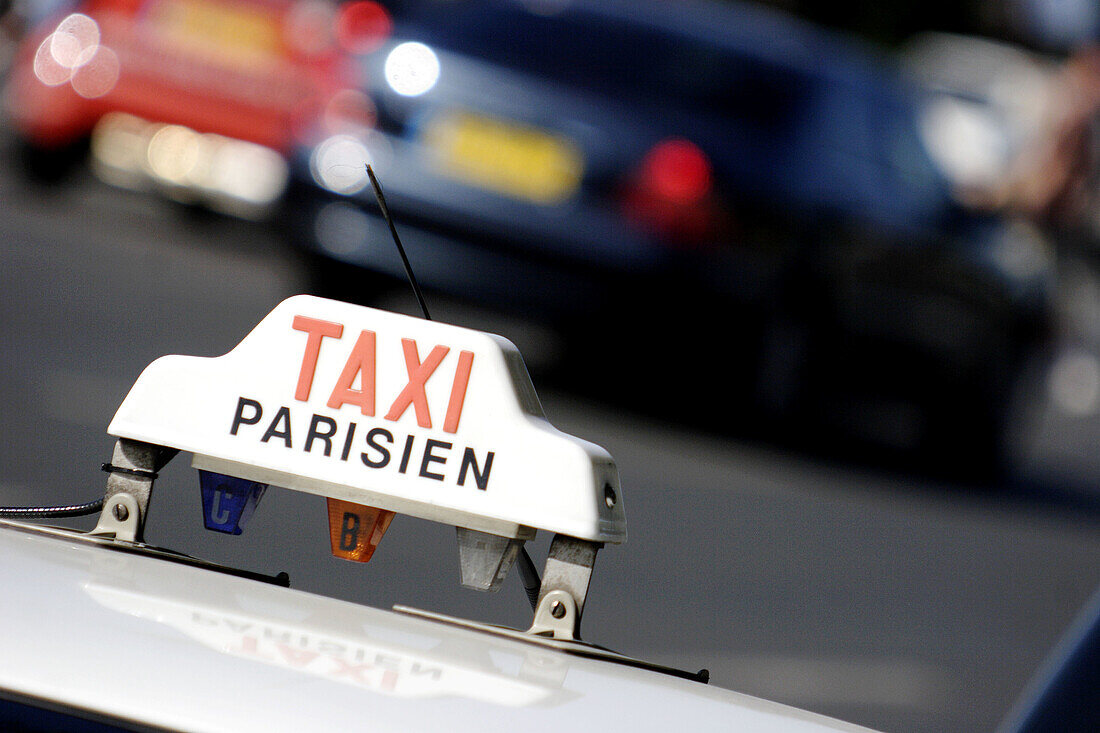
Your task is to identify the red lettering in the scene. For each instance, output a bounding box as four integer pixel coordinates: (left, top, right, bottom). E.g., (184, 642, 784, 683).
(443, 351, 474, 434)
(275, 644, 321, 669)
(228, 636, 274, 661)
(384, 339, 449, 428)
(330, 657, 375, 684)
(326, 329, 377, 415)
(292, 316, 343, 402)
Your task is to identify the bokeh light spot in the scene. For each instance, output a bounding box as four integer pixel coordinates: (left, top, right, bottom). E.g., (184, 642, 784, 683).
(384, 42, 440, 97)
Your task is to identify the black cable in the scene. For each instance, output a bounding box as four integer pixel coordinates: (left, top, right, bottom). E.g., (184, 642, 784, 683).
(0, 498, 104, 518)
(101, 462, 158, 479)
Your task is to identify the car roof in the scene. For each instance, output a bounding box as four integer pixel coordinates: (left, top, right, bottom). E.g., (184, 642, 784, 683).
(0, 522, 875, 732)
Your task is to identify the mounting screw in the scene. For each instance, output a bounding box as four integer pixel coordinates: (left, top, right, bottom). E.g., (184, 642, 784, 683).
(112, 502, 129, 522)
(604, 483, 616, 509)
(550, 600, 566, 619)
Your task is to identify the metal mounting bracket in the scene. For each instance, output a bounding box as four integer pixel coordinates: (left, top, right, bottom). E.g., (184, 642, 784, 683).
(528, 534, 601, 640)
(90, 493, 141, 542)
(90, 438, 177, 543)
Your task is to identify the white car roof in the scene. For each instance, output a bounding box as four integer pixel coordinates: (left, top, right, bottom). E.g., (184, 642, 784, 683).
(0, 521, 876, 733)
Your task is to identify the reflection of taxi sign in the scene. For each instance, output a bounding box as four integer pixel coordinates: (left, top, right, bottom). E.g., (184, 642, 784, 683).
(83, 579, 561, 706)
(100, 296, 624, 638)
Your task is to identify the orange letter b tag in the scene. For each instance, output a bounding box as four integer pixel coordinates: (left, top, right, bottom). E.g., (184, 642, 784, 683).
(326, 498, 395, 563)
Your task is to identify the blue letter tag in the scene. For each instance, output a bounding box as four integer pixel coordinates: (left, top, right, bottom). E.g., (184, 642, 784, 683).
(199, 470, 268, 535)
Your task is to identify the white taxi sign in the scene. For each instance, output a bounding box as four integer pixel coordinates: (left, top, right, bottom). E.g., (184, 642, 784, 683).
(108, 295, 625, 543)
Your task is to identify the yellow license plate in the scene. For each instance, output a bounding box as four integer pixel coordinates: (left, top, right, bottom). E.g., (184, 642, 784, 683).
(421, 111, 584, 204)
(146, 0, 281, 65)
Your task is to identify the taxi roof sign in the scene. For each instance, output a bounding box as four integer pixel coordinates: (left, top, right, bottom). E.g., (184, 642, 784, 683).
(108, 295, 626, 543)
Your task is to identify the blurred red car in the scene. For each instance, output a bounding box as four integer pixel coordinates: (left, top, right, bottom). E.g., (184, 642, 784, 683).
(4, 0, 387, 216)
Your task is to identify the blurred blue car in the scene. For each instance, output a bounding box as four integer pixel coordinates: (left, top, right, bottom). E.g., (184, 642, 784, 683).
(288, 0, 1056, 476)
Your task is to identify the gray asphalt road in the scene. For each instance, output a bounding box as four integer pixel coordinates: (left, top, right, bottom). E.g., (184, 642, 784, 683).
(2, 148, 1100, 733)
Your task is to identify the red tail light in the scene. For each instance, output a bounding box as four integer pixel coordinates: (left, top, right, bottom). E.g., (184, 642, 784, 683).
(621, 137, 724, 247)
(336, 1, 393, 55)
(639, 137, 713, 204)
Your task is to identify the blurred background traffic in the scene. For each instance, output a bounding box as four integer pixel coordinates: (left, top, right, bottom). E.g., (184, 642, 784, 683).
(2, 0, 1100, 731)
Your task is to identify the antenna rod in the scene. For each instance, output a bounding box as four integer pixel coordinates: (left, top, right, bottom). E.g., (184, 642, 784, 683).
(365, 164, 431, 321)
(366, 164, 541, 615)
